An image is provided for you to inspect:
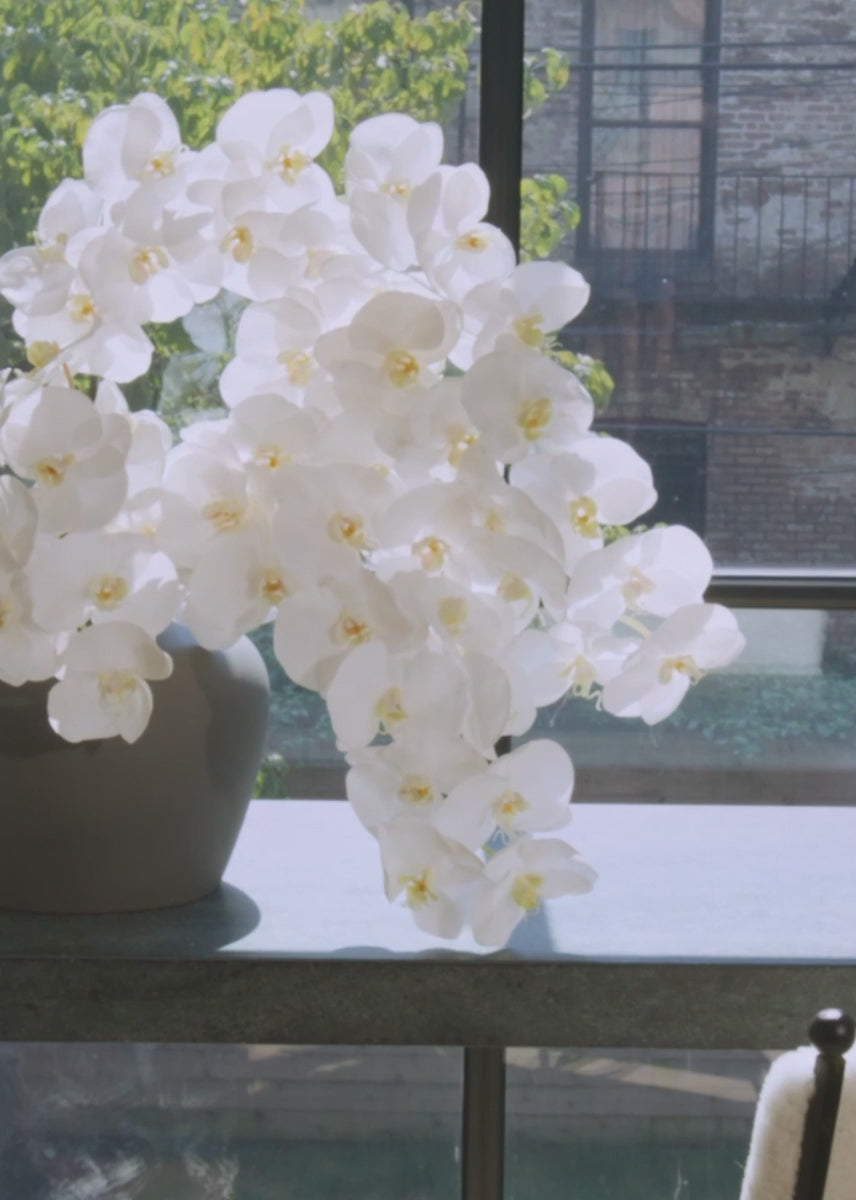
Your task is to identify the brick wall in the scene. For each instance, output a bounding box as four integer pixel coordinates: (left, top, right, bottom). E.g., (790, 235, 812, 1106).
(521, 0, 856, 569)
(716, 0, 856, 294)
(718, 0, 856, 174)
(588, 319, 856, 566)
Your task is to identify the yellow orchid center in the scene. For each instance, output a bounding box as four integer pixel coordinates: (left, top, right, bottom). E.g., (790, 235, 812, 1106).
(398, 775, 435, 806)
(447, 426, 478, 467)
(327, 512, 368, 549)
(26, 341, 60, 369)
(569, 495, 599, 538)
(254, 443, 290, 471)
(438, 596, 468, 634)
(385, 349, 421, 389)
(562, 653, 597, 699)
(68, 293, 97, 322)
(221, 225, 254, 264)
(494, 789, 529, 831)
(456, 230, 489, 251)
(483, 509, 506, 533)
(517, 396, 553, 442)
(622, 568, 655, 607)
(511, 872, 545, 911)
(413, 536, 448, 572)
(513, 313, 546, 348)
(382, 179, 411, 201)
(499, 574, 532, 605)
(36, 231, 68, 265)
(128, 245, 169, 284)
(332, 609, 372, 646)
(144, 150, 176, 178)
(97, 670, 139, 707)
(401, 870, 438, 908)
(202, 499, 246, 533)
(89, 574, 130, 611)
(275, 146, 311, 183)
(260, 569, 288, 606)
(375, 686, 407, 732)
(659, 655, 703, 685)
(278, 349, 314, 386)
(34, 453, 74, 487)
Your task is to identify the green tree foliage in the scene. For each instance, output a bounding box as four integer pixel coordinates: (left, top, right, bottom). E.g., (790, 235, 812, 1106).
(520, 174, 580, 263)
(0, 0, 612, 408)
(523, 46, 571, 119)
(0, 0, 475, 252)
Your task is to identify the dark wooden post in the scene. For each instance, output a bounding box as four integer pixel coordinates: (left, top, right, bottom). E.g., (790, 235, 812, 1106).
(793, 1007, 855, 1200)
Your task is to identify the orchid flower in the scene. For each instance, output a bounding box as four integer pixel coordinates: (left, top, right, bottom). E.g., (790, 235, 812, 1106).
(0, 86, 746, 945)
(0, 475, 38, 571)
(462, 341, 594, 463)
(346, 733, 485, 834)
(0, 384, 130, 533)
(83, 92, 189, 208)
(26, 531, 179, 638)
(378, 819, 482, 939)
(472, 835, 597, 946)
(601, 603, 746, 724)
(565, 525, 715, 629)
(47, 621, 173, 744)
(346, 113, 444, 269)
(0, 568, 58, 685)
(325, 640, 470, 751)
(511, 435, 657, 571)
(435, 739, 575, 850)
(408, 163, 516, 301)
(315, 290, 460, 413)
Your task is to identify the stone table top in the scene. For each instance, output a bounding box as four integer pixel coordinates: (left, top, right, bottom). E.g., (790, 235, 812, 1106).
(0, 802, 853, 1047)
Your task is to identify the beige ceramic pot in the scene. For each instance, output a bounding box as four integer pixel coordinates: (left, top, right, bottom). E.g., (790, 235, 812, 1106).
(0, 624, 269, 913)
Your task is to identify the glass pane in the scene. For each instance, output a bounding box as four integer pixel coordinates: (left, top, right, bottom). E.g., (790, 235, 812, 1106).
(506, 1045, 768, 1200)
(595, 0, 706, 48)
(593, 50, 704, 126)
(715, 175, 856, 300)
(0, 1043, 462, 1199)
(522, 0, 856, 570)
(592, 0, 705, 125)
(517, 608, 856, 805)
(590, 129, 703, 250)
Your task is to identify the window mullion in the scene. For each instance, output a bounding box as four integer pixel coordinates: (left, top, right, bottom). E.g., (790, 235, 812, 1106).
(479, 0, 525, 254)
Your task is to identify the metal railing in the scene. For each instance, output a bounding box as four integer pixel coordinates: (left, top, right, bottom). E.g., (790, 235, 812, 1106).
(584, 170, 856, 303)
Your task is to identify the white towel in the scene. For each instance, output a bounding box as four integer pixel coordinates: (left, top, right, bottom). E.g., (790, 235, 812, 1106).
(739, 1045, 855, 1200)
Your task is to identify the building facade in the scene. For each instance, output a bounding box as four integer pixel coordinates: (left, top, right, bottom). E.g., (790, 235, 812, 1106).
(515, 0, 856, 568)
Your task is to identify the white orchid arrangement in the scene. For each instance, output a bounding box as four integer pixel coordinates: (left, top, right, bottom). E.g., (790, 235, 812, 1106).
(0, 89, 745, 945)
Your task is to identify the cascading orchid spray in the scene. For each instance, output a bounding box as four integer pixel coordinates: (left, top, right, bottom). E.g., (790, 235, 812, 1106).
(0, 90, 744, 945)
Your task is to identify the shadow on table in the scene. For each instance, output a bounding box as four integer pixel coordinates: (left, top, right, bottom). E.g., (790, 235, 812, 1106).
(316, 902, 559, 960)
(0, 884, 261, 957)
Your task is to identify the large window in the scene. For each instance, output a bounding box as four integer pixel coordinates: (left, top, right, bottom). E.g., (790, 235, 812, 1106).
(2, 0, 855, 795)
(576, 0, 721, 292)
(1, 7, 855, 1200)
(518, 0, 856, 801)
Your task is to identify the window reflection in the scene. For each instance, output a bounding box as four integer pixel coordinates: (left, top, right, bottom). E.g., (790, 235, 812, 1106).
(523, 0, 856, 568)
(0, 1044, 461, 1199)
(506, 1045, 767, 1200)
